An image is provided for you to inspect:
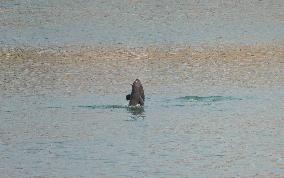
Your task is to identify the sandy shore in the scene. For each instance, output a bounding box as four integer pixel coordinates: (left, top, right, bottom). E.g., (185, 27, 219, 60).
(0, 44, 283, 97)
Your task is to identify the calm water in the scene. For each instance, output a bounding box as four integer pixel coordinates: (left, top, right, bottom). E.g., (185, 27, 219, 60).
(1, 0, 284, 177)
(0, 0, 284, 46)
(0, 86, 283, 177)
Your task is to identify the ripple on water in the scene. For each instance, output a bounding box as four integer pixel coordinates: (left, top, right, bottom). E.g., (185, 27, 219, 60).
(177, 96, 242, 102)
(77, 104, 146, 120)
(77, 105, 128, 109)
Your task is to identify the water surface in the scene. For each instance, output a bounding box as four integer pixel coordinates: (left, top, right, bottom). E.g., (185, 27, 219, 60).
(0, 0, 283, 46)
(0, 48, 283, 177)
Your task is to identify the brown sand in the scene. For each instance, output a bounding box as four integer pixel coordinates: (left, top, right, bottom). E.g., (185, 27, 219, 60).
(0, 44, 283, 96)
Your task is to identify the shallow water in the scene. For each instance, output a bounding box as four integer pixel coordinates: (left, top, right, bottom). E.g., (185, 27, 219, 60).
(0, 88, 283, 177)
(0, 46, 284, 177)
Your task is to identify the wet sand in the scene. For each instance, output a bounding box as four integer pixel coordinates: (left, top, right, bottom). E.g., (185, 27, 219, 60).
(0, 44, 283, 96)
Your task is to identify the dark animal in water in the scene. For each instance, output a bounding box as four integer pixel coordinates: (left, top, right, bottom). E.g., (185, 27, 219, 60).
(126, 79, 145, 106)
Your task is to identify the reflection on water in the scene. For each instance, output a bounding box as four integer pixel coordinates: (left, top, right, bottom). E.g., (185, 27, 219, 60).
(78, 104, 146, 119)
(127, 107, 145, 120)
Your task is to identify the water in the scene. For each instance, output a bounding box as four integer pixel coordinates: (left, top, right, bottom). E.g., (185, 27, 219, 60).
(0, 45, 284, 177)
(0, 0, 284, 46)
(1, 0, 284, 177)
(0, 86, 283, 177)
(0, 45, 283, 177)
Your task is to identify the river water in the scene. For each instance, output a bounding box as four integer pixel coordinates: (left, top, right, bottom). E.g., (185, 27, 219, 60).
(0, 0, 284, 178)
(0, 0, 284, 46)
(0, 88, 283, 177)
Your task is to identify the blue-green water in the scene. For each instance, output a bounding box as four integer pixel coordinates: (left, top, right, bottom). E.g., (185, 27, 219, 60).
(0, 88, 283, 177)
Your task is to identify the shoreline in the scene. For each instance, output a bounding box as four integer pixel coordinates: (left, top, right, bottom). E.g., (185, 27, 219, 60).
(0, 43, 283, 96)
(1, 42, 284, 59)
